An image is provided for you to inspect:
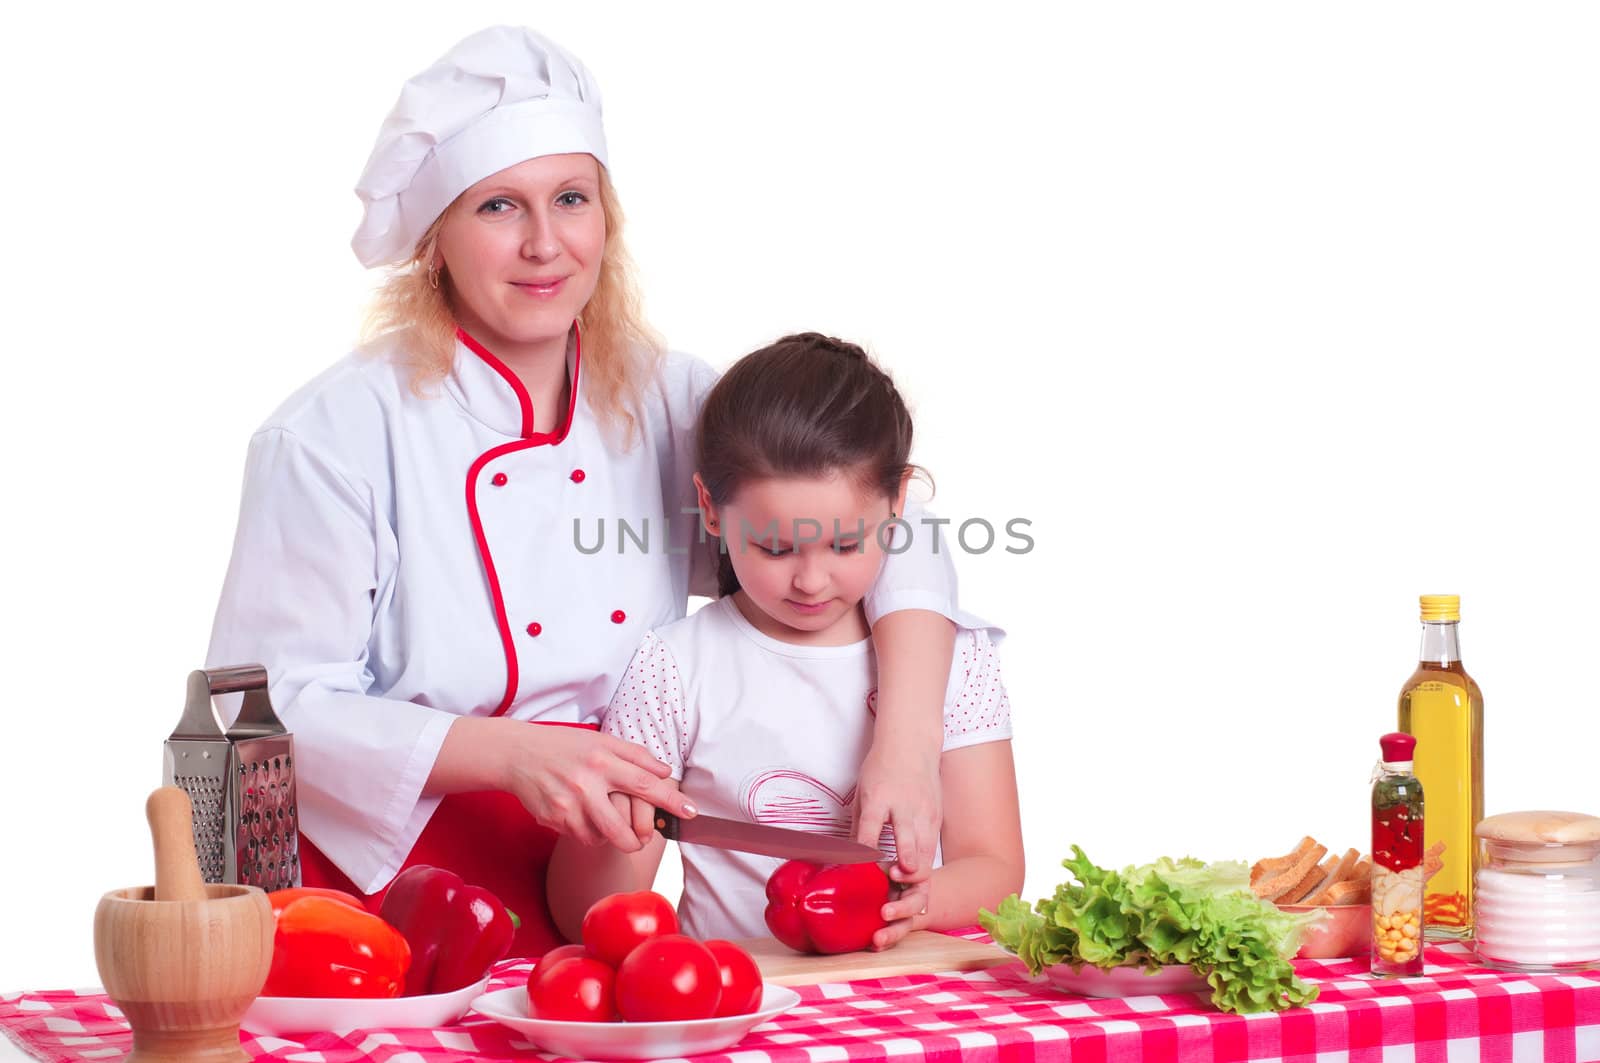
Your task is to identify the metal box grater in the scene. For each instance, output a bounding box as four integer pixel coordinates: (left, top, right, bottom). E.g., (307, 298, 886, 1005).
(162, 666, 300, 891)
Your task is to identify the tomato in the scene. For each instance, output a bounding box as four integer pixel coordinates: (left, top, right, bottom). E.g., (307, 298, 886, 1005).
(615, 934, 721, 1021)
(581, 891, 679, 967)
(527, 956, 618, 1022)
(704, 939, 763, 1017)
(527, 944, 590, 988)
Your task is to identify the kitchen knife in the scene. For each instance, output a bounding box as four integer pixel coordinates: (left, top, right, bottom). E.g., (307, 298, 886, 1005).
(654, 808, 889, 864)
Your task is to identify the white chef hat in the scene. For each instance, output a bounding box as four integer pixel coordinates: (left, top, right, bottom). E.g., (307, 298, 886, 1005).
(351, 26, 608, 268)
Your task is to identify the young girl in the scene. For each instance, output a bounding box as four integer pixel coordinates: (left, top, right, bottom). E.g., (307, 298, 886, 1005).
(548, 334, 1024, 948)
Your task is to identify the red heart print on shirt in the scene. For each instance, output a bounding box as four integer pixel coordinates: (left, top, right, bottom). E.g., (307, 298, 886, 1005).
(745, 770, 854, 836)
(743, 770, 896, 855)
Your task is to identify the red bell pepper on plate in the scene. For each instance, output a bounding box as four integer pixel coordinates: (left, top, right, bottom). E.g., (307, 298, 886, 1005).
(379, 865, 516, 995)
(262, 896, 412, 998)
(764, 860, 892, 954)
(266, 886, 365, 920)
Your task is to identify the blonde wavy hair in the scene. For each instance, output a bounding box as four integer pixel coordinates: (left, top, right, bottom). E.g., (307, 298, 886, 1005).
(360, 166, 664, 445)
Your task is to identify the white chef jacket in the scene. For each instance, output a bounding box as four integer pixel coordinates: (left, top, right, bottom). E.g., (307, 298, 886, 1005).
(602, 596, 1013, 940)
(206, 330, 971, 894)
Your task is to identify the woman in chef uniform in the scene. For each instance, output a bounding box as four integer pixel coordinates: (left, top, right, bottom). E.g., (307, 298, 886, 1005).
(207, 26, 973, 956)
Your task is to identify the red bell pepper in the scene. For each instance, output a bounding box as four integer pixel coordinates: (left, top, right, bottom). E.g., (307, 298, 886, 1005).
(267, 886, 365, 920)
(262, 896, 412, 998)
(764, 860, 892, 954)
(379, 865, 516, 995)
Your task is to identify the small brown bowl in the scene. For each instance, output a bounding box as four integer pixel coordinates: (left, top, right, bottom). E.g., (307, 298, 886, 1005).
(1278, 903, 1372, 959)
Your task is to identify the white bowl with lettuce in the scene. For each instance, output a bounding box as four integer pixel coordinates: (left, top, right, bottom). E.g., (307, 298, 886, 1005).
(979, 847, 1327, 1014)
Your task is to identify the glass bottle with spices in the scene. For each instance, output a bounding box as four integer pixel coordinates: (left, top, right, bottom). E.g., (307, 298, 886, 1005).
(1372, 732, 1425, 976)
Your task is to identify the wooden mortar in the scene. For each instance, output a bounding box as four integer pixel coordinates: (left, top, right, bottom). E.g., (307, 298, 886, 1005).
(94, 787, 274, 1062)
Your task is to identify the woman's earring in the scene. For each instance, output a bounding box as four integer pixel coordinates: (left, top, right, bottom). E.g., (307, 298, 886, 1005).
(427, 263, 441, 290)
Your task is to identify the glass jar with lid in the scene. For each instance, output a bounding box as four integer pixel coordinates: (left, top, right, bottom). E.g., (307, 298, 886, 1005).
(1474, 811, 1600, 972)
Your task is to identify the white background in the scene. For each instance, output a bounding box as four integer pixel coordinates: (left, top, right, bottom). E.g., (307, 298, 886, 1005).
(1, 2, 1596, 993)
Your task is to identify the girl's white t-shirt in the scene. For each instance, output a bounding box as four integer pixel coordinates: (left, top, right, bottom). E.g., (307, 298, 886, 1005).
(602, 596, 1013, 940)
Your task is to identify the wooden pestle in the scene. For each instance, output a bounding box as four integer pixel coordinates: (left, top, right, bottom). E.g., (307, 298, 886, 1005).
(147, 786, 208, 903)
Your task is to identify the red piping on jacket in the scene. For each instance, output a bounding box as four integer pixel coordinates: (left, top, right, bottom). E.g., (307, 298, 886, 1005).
(460, 324, 583, 717)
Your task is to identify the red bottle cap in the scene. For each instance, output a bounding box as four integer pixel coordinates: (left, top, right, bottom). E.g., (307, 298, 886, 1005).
(1380, 732, 1417, 761)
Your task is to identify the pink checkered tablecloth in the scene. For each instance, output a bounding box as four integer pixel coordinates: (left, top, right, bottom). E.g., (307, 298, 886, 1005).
(5, 933, 1599, 1063)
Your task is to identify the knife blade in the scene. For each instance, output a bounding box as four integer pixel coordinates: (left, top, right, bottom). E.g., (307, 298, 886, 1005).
(654, 808, 888, 865)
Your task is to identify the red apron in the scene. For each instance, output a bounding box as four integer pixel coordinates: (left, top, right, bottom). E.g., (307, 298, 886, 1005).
(300, 721, 594, 958)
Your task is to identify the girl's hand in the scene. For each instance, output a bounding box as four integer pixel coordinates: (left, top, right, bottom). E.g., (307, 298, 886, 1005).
(854, 738, 942, 884)
(500, 726, 695, 850)
(609, 792, 661, 849)
(871, 879, 931, 950)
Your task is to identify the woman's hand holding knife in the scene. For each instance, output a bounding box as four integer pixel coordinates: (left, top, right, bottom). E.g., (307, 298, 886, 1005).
(429, 717, 696, 851)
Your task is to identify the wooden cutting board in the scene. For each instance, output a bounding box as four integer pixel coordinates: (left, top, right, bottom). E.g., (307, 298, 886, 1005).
(733, 931, 1015, 986)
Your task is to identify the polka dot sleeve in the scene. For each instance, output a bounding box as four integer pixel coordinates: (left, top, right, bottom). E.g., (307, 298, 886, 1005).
(601, 631, 691, 779)
(941, 627, 1014, 752)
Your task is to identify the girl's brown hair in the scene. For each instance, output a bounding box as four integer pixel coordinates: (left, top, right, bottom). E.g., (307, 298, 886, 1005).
(695, 333, 917, 597)
(359, 166, 663, 444)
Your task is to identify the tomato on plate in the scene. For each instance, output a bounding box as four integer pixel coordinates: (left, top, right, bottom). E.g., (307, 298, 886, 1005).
(704, 939, 763, 1017)
(527, 944, 590, 990)
(581, 891, 679, 968)
(527, 955, 618, 1022)
(615, 934, 721, 1021)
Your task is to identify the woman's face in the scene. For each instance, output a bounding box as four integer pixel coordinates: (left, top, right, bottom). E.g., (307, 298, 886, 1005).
(434, 153, 606, 360)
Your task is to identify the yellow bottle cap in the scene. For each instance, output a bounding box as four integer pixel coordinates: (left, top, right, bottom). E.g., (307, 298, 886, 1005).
(1420, 594, 1461, 622)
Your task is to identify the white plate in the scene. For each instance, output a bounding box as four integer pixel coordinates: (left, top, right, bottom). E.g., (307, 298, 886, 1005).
(1043, 962, 1207, 998)
(470, 983, 801, 1060)
(242, 975, 491, 1035)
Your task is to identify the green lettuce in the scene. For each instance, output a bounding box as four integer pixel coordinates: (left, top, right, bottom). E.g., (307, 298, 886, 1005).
(978, 846, 1325, 1014)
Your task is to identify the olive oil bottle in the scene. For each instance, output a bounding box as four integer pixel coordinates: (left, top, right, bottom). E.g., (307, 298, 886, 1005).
(1397, 594, 1484, 941)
